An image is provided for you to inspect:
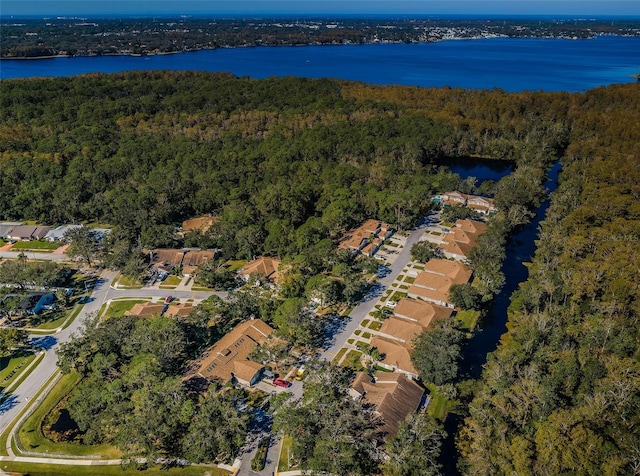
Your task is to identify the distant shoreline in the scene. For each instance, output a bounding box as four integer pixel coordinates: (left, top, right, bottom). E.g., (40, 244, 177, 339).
(1, 34, 629, 61)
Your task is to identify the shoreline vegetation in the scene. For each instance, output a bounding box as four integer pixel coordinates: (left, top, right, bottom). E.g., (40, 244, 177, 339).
(2, 17, 639, 59)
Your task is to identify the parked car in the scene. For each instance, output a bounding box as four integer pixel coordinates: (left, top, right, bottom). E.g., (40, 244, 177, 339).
(165, 295, 173, 303)
(273, 378, 291, 388)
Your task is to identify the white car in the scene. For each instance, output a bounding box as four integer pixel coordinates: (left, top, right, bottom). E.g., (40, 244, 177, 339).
(387, 300, 397, 308)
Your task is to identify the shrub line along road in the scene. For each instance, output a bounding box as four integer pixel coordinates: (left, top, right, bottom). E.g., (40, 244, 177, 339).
(0, 215, 430, 469)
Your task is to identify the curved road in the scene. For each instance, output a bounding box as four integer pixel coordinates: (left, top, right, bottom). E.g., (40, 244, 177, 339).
(0, 269, 220, 437)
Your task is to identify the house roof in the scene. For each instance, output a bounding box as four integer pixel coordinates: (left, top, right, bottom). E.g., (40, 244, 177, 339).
(195, 319, 274, 384)
(182, 216, 219, 233)
(361, 219, 382, 234)
(352, 371, 424, 437)
(183, 249, 218, 267)
(379, 316, 424, 344)
(164, 303, 194, 317)
(0, 224, 19, 238)
(153, 249, 187, 266)
(338, 230, 369, 251)
(422, 259, 472, 282)
(370, 336, 417, 376)
(9, 225, 51, 240)
(393, 298, 452, 326)
(240, 257, 282, 282)
(125, 302, 166, 317)
(44, 225, 83, 241)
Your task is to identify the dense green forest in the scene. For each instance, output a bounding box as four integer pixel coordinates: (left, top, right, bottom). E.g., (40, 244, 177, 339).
(458, 86, 640, 474)
(1, 73, 639, 472)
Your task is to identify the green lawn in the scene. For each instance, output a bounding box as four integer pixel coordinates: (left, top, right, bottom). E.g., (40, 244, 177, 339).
(362, 332, 371, 339)
(332, 347, 347, 364)
(277, 435, 298, 472)
(403, 276, 416, 284)
(426, 385, 458, 420)
(101, 299, 148, 319)
(354, 330, 361, 336)
(342, 350, 364, 371)
(0, 351, 36, 393)
(113, 274, 143, 289)
(368, 321, 382, 331)
(389, 291, 407, 301)
(0, 462, 228, 476)
(159, 275, 182, 288)
(11, 240, 60, 251)
(456, 309, 481, 332)
(360, 319, 370, 328)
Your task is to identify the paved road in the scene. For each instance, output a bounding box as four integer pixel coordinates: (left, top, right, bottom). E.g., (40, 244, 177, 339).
(0, 270, 115, 436)
(321, 216, 433, 360)
(0, 251, 68, 261)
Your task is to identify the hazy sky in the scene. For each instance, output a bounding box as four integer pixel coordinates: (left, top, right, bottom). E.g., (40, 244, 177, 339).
(2, 0, 639, 17)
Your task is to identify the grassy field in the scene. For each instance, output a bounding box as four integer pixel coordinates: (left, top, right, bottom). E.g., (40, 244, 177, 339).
(17, 372, 122, 458)
(332, 347, 347, 364)
(11, 240, 60, 251)
(113, 274, 143, 289)
(277, 435, 297, 472)
(101, 299, 148, 319)
(159, 275, 182, 288)
(0, 462, 229, 476)
(456, 309, 481, 332)
(341, 350, 364, 371)
(368, 321, 382, 331)
(0, 351, 36, 393)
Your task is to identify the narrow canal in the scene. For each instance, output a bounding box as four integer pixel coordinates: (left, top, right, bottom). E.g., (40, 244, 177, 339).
(438, 159, 562, 473)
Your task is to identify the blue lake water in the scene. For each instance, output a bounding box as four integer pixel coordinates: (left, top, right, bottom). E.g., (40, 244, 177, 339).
(1, 36, 638, 91)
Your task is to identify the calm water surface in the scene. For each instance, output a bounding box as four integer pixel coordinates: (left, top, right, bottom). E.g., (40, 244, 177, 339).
(2, 36, 638, 91)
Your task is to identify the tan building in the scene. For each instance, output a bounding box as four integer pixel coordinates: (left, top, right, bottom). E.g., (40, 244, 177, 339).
(440, 219, 487, 261)
(407, 259, 471, 308)
(441, 191, 496, 215)
(182, 249, 218, 276)
(195, 319, 275, 386)
(338, 219, 393, 257)
(239, 257, 282, 284)
(351, 371, 425, 437)
(393, 298, 453, 327)
(378, 317, 424, 345)
(370, 336, 418, 378)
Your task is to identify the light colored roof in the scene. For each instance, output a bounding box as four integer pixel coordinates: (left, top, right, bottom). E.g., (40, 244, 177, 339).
(153, 249, 186, 266)
(379, 316, 424, 344)
(422, 259, 472, 282)
(454, 219, 488, 235)
(240, 257, 282, 282)
(182, 216, 219, 233)
(352, 371, 424, 437)
(183, 249, 218, 267)
(338, 230, 368, 251)
(370, 336, 417, 376)
(195, 319, 274, 384)
(164, 303, 194, 317)
(233, 360, 265, 384)
(361, 219, 382, 234)
(393, 298, 453, 326)
(44, 225, 83, 241)
(125, 302, 165, 317)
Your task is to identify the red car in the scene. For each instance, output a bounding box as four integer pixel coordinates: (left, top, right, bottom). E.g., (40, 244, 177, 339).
(273, 378, 291, 388)
(165, 296, 173, 303)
